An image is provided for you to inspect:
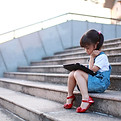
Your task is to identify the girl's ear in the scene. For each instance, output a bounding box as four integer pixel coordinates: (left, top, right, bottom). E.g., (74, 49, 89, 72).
(95, 42, 99, 50)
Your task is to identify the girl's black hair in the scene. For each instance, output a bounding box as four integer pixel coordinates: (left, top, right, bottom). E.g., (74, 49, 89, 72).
(80, 29, 104, 50)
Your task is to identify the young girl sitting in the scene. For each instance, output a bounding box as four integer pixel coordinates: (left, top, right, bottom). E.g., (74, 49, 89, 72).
(64, 29, 111, 113)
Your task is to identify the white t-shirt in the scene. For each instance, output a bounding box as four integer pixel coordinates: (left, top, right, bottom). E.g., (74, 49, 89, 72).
(94, 54, 110, 72)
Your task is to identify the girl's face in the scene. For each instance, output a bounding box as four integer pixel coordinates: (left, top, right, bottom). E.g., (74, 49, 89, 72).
(84, 44, 96, 55)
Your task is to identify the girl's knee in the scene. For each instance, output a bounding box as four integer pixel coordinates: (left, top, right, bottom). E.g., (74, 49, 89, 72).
(68, 71, 75, 78)
(74, 70, 88, 82)
(74, 70, 83, 78)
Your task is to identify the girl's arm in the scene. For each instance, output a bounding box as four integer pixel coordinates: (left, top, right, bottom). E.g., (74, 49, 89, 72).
(89, 50, 100, 72)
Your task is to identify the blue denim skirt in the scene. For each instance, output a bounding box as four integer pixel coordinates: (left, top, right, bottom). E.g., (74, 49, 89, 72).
(77, 65, 111, 93)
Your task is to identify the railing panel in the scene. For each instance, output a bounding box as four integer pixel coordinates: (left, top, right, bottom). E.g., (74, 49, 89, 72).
(38, 26, 64, 56)
(116, 25, 121, 38)
(0, 39, 28, 72)
(0, 52, 7, 76)
(88, 22, 102, 31)
(19, 32, 46, 64)
(56, 21, 72, 48)
(72, 21, 88, 47)
(102, 24, 116, 40)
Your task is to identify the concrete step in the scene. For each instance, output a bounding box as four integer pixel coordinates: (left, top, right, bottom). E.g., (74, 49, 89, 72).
(43, 47, 121, 60)
(0, 87, 64, 121)
(55, 38, 121, 55)
(54, 41, 121, 56)
(31, 53, 121, 66)
(0, 79, 121, 118)
(18, 63, 121, 75)
(18, 65, 66, 74)
(3, 72, 121, 91)
(32, 56, 89, 65)
(104, 38, 121, 44)
(4, 72, 68, 84)
(111, 63, 121, 75)
(0, 105, 25, 121)
(109, 75, 121, 91)
(0, 88, 120, 121)
(102, 41, 121, 49)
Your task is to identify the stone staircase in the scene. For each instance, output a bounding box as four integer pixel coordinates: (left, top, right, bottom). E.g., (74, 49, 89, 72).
(0, 38, 121, 121)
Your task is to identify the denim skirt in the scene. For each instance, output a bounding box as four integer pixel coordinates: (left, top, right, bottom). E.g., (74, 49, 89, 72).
(77, 65, 111, 93)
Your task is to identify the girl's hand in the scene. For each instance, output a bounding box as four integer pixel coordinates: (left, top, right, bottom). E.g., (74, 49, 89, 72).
(90, 50, 101, 58)
(89, 50, 101, 72)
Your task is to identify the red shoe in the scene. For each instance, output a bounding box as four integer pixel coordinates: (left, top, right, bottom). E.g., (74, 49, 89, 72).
(64, 95, 75, 109)
(76, 96, 94, 113)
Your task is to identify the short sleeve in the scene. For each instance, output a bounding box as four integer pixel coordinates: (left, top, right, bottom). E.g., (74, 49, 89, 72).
(94, 54, 109, 72)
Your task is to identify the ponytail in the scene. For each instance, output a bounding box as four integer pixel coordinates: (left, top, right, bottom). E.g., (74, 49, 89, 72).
(96, 32, 104, 50)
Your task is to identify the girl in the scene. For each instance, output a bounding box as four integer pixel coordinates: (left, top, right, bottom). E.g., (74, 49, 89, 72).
(64, 29, 111, 113)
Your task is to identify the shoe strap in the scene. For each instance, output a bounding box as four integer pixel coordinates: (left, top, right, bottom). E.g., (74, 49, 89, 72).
(82, 100, 94, 103)
(67, 95, 75, 99)
(82, 97, 94, 103)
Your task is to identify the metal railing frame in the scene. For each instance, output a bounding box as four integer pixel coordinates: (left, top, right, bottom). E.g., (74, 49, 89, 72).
(0, 12, 121, 43)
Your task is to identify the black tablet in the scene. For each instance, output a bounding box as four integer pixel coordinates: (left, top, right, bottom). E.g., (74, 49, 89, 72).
(63, 63, 96, 76)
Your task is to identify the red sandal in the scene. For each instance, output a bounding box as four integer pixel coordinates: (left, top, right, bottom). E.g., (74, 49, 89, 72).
(64, 95, 75, 109)
(76, 96, 94, 113)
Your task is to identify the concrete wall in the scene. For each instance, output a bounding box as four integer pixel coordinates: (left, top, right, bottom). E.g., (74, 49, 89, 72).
(0, 20, 121, 76)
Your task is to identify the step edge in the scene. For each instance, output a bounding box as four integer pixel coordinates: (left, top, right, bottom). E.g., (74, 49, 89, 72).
(0, 78, 121, 102)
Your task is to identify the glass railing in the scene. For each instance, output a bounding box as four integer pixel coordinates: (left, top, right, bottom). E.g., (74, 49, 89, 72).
(0, 12, 121, 44)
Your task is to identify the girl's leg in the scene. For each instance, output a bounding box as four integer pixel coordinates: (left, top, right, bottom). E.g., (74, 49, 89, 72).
(74, 70, 89, 109)
(66, 71, 76, 104)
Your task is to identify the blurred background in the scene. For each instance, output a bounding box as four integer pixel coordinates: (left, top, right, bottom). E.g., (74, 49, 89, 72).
(0, 0, 121, 76)
(0, 0, 121, 34)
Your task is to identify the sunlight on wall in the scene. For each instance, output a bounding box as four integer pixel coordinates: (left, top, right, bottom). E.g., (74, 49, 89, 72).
(0, 0, 112, 44)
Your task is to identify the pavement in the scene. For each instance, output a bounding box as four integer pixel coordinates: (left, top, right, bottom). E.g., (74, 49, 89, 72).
(0, 106, 25, 121)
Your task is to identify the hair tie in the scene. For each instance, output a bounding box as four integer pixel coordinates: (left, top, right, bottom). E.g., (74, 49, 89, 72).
(98, 31, 101, 35)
